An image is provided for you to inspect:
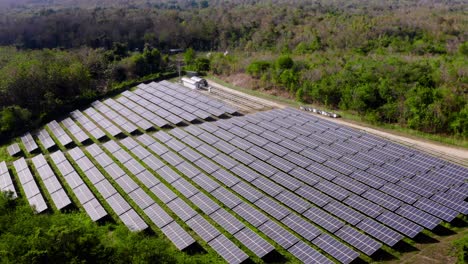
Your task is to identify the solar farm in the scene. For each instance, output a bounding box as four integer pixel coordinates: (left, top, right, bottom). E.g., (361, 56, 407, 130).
(1, 80, 467, 264)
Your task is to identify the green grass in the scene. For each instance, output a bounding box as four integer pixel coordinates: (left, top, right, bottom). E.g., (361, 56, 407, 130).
(0, 145, 15, 163)
(208, 75, 468, 149)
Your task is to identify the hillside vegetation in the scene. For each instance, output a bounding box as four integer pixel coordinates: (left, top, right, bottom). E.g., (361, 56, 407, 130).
(0, 192, 207, 263)
(0, 0, 466, 140)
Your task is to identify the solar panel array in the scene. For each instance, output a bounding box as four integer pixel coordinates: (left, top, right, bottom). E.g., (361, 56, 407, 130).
(47, 120, 73, 147)
(7, 143, 21, 156)
(62, 117, 90, 143)
(67, 147, 148, 231)
(2, 80, 467, 264)
(31, 154, 72, 210)
(140, 106, 467, 263)
(12, 158, 48, 213)
(0, 161, 17, 197)
(20, 133, 38, 154)
(50, 151, 107, 221)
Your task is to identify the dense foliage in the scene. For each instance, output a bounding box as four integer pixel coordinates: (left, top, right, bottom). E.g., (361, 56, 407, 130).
(243, 54, 467, 135)
(0, 45, 169, 140)
(0, 192, 208, 263)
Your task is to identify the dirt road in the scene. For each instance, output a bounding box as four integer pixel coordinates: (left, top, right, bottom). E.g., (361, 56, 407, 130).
(207, 79, 468, 166)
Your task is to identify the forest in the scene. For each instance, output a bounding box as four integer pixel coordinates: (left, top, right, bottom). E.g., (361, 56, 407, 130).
(0, 0, 466, 140)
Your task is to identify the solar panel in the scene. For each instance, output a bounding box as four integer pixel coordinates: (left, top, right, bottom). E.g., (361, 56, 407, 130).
(324, 201, 365, 225)
(212, 169, 241, 187)
(231, 182, 263, 203)
(288, 240, 333, 264)
(144, 203, 173, 228)
(196, 144, 218, 158)
(189, 192, 221, 215)
(252, 177, 284, 197)
(276, 191, 310, 213)
(296, 185, 332, 207)
(377, 211, 423, 238)
(210, 208, 244, 234)
(124, 159, 145, 175)
(344, 195, 383, 218)
(255, 196, 290, 221)
(303, 206, 345, 233)
(249, 160, 278, 177)
(175, 161, 201, 179)
(313, 233, 359, 264)
(106, 193, 132, 216)
(28, 194, 48, 213)
(165, 138, 187, 152)
(233, 202, 269, 227)
(161, 151, 184, 167)
(212, 153, 238, 170)
(21, 133, 38, 153)
(150, 183, 177, 203)
(235, 227, 274, 258)
(194, 158, 220, 174)
(7, 143, 21, 156)
(82, 198, 108, 221)
(172, 178, 199, 198)
(258, 220, 299, 249)
(282, 213, 321, 241)
(119, 209, 148, 231)
(192, 174, 220, 193)
(335, 225, 382, 256)
(115, 175, 139, 193)
(208, 234, 249, 264)
(186, 214, 220, 243)
(0, 162, 17, 197)
(161, 221, 196, 250)
(414, 198, 459, 222)
(50, 189, 72, 210)
(230, 165, 259, 183)
(167, 198, 197, 221)
(430, 192, 468, 214)
(156, 166, 180, 183)
(212, 187, 242, 209)
(37, 129, 56, 149)
(357, 218, 402, 246)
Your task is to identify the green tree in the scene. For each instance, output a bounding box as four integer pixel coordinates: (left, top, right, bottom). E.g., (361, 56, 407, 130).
(184, 48, 196, 66)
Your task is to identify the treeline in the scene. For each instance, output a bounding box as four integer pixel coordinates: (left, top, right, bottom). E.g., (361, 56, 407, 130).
(0, 1, 465, 52)
(0, 45, 170, 140)
(0, 192, 210, 263)
(244, 54, 467, 135)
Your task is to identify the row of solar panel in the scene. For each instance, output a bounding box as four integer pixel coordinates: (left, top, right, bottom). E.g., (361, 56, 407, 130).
(148, 126, 373, 263)
(205, 108, 464, 220)
(8, 80, 239, 157)
(215, 108, 467, 209)
(0, 161, 17, 197)
(142, 108, 466, 263)
(206, 109, 464, 212)
(131, 129, 363, 263)
(77, 138, 272, 263)
(12, 158, 48, 213)
(117, 137, 277, 263)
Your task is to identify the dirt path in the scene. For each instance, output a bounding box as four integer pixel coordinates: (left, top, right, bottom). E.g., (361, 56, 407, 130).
(207, 78, 468, 166)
